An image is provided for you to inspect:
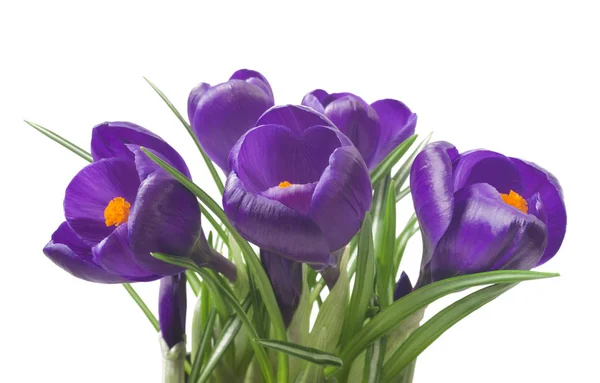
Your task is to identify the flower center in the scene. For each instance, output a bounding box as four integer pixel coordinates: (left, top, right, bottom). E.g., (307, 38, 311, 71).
(279, 181, 293, 188)
(500, 190, 528, 214)
(104, 197, 131, 227)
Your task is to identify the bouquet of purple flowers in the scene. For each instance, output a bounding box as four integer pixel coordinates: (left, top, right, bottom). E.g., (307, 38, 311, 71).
(31, 69, 566, 383)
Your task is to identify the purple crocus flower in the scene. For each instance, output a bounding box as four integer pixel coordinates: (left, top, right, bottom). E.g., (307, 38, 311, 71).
(188, 69, 275, 173)
(159, 273, 187, 348)
(223, 105, 373, 267)
(394, 272, 413, 301)
(411, 141, 567, 285)
(43, 122, 236, 283)
(260, 250, 302, 326)
(302, 89, 417, 170)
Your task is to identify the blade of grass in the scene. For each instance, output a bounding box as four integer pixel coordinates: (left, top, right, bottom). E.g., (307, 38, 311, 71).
(189, 309, 217, 382)
(370, 135, 418, 185)
(143, 77, 224, 194)
(25, 120, 92, 162)
(376, 181, 396, 308)
(255, 338, 343, 367)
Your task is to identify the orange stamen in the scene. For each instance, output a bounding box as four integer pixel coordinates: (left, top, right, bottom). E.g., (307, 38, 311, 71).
(500, 190, 528, 214)
(104, 197, 131, 227)
(279, 181, 292, 188)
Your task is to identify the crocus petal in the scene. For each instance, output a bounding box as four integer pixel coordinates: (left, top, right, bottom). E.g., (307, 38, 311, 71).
(192, 80, 274, 172)
(43, 222, 129, 283)
(301, 89, 329, 113)
(309, 146, 372, 252)
(92, 224, 159, 281)
(431, 183, 548, 281)
(188, 82, 211, 123)
(64, 158, 140, 245)
(262, 182, 318, 215)
(324, 95, 382, 168)
(510, 158, 566, 265)
(127, 172, 199, 276)
(223, 172, 331, 265)
(230, 124, 343, 193)
(91, 121, 190, 177)
(394, 272, 413, 301)
(159, 273, 187, 348)
(229, 69, 274, 101)
(410, 142, 457, 268)
(370, 99, 418, 166)
(260, 250, 302, 327)
(255, 104, 336, 133)
(452, 150, 523, 194)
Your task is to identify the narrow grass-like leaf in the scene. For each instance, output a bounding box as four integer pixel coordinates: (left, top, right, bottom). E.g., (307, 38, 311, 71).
(25, 120, 93, 162)
(122, 283, 159, 332)
(332, 270, 559, 377)
(143, 77, 225, 194)
(189, 309, 217, 382)
(151, 253, 275, 383)
(254, 338, 343, 367)
(396, 186, 411, 202)
(370, 135, 418, 185)
(196, 298, 251, 383)
(376, 181, 396, 308)
(186, 271, 202, 296)
(143, 148, 289, 382)
(393, 214, 418, 272)
(342, 214, 375, 346)
(382, 283, 517, 380)
(393, 132, 432, 197)
(363, 337, 386, 383)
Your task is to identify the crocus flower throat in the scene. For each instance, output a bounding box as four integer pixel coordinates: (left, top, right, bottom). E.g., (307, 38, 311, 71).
(104, 197, 131, 227)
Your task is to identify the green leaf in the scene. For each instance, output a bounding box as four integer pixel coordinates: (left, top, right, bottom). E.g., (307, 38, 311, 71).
(370, 135, 418, 185)
(342, 214, 375, 347)
(376, 181, 396, 308)
(396, 186, 411, 202)
(300, 250, 351, 382)
(333, 270, 559, 377)
(143, 148, 289, 382)
(143, 77, 225, 194)
(254, 338, 343, 367)
(122, 283, 159, 332)
(189, 309, 217, 383)
(229, 231, 250, 299)
(393, 132, 432, 198)
(186, 270, 202, 296)
(196, 298, 251, 383)
(151, 253, 276, 383)
(25, 120, 92, 162)
(392, 214, 419, 272)
(382, 283, 518, 381)
(362, 337, 386, 383)
(288, 265, 312, 380)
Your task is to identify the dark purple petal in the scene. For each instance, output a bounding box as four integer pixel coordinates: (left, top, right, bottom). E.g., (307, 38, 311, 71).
(370, 99, 418, 166)
(188, 82, 211, 123)
(301, 89, 329, 113)
(223, 172, 331, 265)
(260, 250, 302, 327)
(192, 80, 274, 172)
(92, 224, 159, 281)
(43, 222, 129, 283)
(431, 183, 548, 281)
(64, 158, 140, 245)
(452, 150, 523, 194)
(262, 182, 317, 215)
(410, 142, 457, 268)
(510, 158, 566, 265)
(91, 121, 190, 177)
(324, 92, 364, 106)
(309, 146, 372, 252)
(324, 95, 382, 168)
(159, 273, 187, 348)
(394, 272, 413, 301)
(229, 69, 274, 101)
(230, 124, 343, 193)
(127, 172, 199, 275)
(255, 104, 336, 132)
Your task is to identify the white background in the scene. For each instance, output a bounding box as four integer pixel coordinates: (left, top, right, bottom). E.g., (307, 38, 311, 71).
(1, 1, 599, 382)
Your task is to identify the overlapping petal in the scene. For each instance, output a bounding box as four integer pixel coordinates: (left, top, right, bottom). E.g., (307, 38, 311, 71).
(43, 222, 128, 283)
(255, 104, 335, 132)
(229, 69, 274, 101)
(159, 273, 187, 348)
(91, 121, 190, 177)
(430, 183, 548, 281)
(370, 99, 417, 166)
(452, 150, 523, 194)
(260, 250, 302, 326)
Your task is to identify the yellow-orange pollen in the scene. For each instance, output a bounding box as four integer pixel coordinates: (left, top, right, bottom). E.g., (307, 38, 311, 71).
(104, 197, 131, 227)
(500, 190, 528, 214)
(278, 181, 293, 189)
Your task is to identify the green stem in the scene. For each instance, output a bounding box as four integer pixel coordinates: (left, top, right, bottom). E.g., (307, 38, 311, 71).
(122, 283, 159, 332)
